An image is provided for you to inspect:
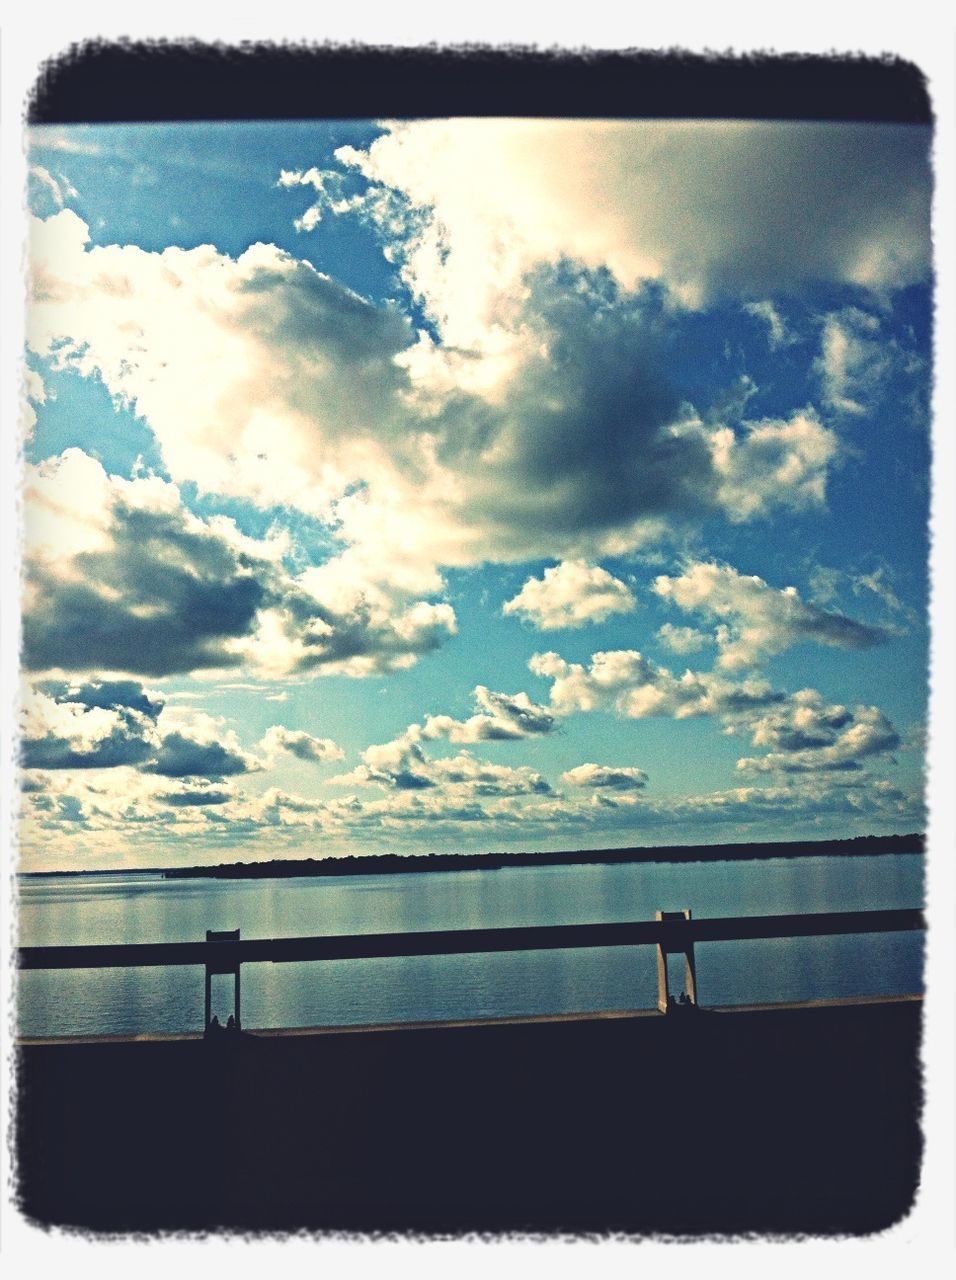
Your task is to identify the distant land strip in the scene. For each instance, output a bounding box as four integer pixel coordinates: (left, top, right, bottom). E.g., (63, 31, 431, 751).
(17, 834, 923, 880)
(150, 833, 923, 881)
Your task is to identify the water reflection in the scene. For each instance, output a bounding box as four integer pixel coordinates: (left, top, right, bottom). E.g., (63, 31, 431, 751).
(18, 854, 924, 1037)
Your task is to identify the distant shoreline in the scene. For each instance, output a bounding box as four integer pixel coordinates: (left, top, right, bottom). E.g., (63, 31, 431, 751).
(18, 833, 924, 880)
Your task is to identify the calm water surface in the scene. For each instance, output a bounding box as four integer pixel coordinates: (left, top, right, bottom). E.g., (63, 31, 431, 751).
(17, 853, 924, 1037)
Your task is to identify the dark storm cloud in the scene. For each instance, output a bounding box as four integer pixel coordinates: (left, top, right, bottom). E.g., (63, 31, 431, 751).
(284, 587, 455, 674)
(21, 724, 155, 771)
(232, 252, 447, 480)
(159, 788, 232, 807)
(792, 610, 890, 651)
(442, 274, 716, 548)
(740, 700, 901, 774)
(142, 731, 259, 780)
(24, 452, 456, 681)
(37, 678, 165, 720)
(24, 502, 266, 677)
(20, 679, 162, 771)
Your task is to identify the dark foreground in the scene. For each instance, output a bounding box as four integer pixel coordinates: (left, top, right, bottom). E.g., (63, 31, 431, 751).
(16, 997, 922, 1237)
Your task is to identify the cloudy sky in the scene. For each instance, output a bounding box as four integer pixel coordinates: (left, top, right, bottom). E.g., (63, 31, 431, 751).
(18, 116, 932, 870)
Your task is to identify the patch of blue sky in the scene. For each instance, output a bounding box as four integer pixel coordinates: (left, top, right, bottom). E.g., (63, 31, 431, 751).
(24, 361, 166, 477)
(29, 121, 398, 303)
(177, 483, 344, 568)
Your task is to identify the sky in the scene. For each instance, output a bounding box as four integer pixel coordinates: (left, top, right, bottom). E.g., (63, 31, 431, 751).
(17, 115, 933, 870)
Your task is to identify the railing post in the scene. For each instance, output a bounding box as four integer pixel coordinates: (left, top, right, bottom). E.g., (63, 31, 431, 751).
(204, 928, 241, 1033)
(656, 909, 698, 1012)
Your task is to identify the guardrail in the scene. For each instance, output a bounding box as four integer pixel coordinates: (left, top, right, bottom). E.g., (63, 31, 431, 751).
(18, 906, 924, 1029)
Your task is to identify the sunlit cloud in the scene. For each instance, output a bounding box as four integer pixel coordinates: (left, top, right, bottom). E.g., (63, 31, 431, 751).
(503, 560, 637, 630)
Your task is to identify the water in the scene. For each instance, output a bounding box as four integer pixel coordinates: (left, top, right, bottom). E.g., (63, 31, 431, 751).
(17, 853, 924, 1038)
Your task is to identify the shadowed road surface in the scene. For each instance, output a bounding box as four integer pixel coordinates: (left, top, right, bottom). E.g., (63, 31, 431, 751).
(16, 998, 922, 1236)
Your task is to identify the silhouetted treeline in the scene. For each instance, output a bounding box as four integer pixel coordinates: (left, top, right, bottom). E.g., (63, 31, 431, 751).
(160, 833, 924, 881)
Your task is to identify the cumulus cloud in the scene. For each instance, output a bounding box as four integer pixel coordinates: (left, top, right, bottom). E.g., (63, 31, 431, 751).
(334, 727, 435, 791)
(561, 763, 649, 790)
(527, 642, 903, 782)
(23, 449, 271, 677)
(704, 409, 839, 522)
(20, 680, 162, 771)
(18, 714, 918, 859)
(158, 785, 234, 807)
(429, 754, 552, 797)
(21, 365, 47, 437)
(28, 210, 416, 515)
(529, 648, 783, 721)
(259, 725, 345, 764)
(20, 680, 265, 781)
(651, 775, 920, 829)
(503, 559, 636, 630)
(333, 724, 552, 797)
(656, 623, 710, 655)
(421, 685, 556, 743)
(22, 449, 456, 680)
(143, 732, 260, 779)
(28, 211, 846, 604)
(737, 693, 900, 773)
(314, 119, 930, 340)
(652, 560, 890, 670)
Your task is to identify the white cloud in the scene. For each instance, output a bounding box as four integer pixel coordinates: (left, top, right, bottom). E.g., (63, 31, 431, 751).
(561, 763, 649, 790)
(738, 698, 900, 774)
(704, 409, 839, 522)
(22, 449, 456, 680)
(20, 681, 161, 771)
(502, 560, 636, 630)
(321, 119, 930, 345)
(421, 685, 555, 743)
(814, 307, 893, 415)
(28, 211, 416, 518)
(656, 623, 710, 655)
(332, 724, 551, 798)
(27, 209, 847, 599)
(29, 164, 78, 210)
(744, 300, 795, 350)
(529, 648, 781, 722)
(652, 560, 890, 670)
(20, 681, 266, 781)
(851, 565, 912, 621)
(528, 642, 904, 781)
(808, 562, 914, 628)
(259, 725, 344, 764)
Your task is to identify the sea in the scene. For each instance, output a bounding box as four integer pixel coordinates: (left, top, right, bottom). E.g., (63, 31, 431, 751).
(16, 850, 924, 1039)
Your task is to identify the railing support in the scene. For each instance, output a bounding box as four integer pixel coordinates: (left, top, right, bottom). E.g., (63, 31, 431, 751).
(656, 909, 698, 1012)
(204, 928, 241, 1032)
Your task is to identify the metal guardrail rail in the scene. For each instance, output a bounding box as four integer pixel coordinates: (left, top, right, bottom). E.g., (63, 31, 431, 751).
(18, 907, 924, 1028)
(18, 907, 924, 970)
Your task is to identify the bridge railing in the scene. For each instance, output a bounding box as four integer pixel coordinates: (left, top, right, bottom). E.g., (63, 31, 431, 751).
(18, 906, 924, 1030)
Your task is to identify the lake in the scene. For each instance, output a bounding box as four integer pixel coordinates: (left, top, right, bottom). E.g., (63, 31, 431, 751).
(17, 851, 924, 1038)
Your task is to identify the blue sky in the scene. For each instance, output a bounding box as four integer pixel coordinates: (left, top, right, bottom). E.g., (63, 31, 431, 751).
(19, 117, 932, 869)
